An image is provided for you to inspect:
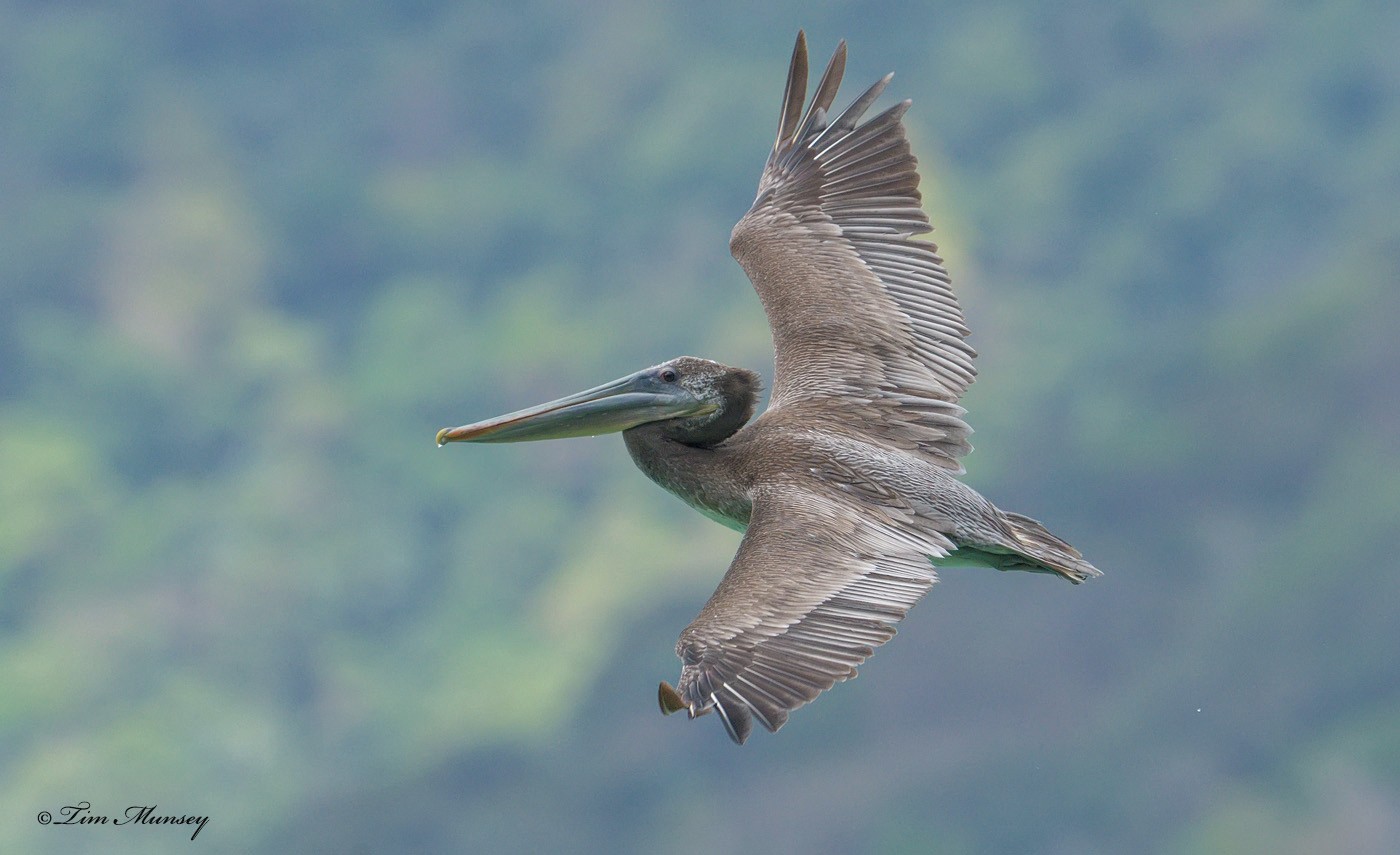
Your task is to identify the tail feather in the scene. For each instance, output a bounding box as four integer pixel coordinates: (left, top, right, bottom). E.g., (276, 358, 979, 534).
(1000, 512, 1102, 584)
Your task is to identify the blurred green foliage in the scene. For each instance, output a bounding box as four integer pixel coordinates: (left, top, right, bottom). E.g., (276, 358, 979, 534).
(2, 1, 1398, 853)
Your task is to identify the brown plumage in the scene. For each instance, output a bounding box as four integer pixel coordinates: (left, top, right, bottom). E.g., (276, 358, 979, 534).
(437, 31, 1100, 745)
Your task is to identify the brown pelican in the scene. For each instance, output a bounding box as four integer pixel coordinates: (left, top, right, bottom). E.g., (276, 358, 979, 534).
(437, 32, 1100, 744)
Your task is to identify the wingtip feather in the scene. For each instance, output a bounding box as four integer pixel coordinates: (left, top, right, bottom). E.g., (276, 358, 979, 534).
(713, 693, 754, 744)
(777, 31, 809, 150)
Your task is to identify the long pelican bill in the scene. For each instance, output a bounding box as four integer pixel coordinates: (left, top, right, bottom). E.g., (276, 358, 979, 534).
(436, 369, 716, 445)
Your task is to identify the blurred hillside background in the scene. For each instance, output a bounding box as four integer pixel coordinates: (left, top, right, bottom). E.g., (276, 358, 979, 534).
(3, 0, 1399, 852)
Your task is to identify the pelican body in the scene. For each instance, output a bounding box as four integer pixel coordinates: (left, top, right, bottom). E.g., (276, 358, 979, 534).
(438, 32, 1100, 744)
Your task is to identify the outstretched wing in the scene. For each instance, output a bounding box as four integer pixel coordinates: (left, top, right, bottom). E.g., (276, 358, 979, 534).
(662, 484, 950, 744)
(730, 32, 978, 471)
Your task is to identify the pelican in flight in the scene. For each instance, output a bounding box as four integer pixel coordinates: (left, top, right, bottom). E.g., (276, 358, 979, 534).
(437, 32, 1100, 744)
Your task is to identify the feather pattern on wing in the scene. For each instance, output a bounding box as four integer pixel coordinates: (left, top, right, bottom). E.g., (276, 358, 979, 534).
(670, 483, 951, 743)
(730, 32, 978, 471)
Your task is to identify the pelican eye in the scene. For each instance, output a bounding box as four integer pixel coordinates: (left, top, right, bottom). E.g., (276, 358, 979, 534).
(660, 368, 679, 383)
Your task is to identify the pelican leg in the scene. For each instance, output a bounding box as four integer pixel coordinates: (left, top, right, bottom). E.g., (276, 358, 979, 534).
(657, 681, 686, 715)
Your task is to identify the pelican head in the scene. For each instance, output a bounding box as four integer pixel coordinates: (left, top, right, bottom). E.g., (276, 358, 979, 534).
(437, 356, 761, 448)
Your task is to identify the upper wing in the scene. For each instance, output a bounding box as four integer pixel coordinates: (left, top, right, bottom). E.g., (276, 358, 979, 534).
(730, 32, 978, 470)
(663, 483, 950, 744)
